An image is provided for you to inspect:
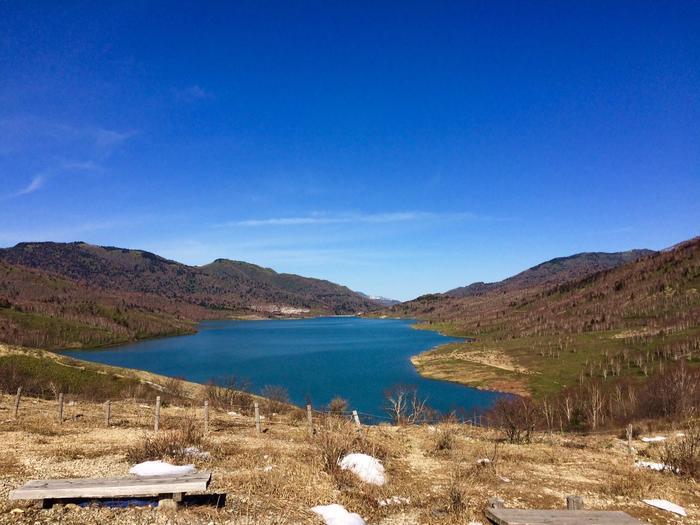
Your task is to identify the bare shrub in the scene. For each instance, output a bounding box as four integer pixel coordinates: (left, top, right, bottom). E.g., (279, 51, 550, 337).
(328, 397, 348, 416)
(385, 384, 431, 425)
(432, 427, 456, 453)
(602, 470, 654, 498)
(205, 375, 254, 412)
(163, 376, 187, 403)
(443, 464, 476, 514)
(315, 417, 388, 483)
(661, 422, 700, 479)
(126, 417, 205, 464)
(488, 397, 539, 443)
(261, 385, 290, 414)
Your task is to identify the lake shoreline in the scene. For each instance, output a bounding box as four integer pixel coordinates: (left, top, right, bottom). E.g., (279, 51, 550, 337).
(62, 317, 504, 417)
(58, 313, 518, 401)
(377, 315, 528, 397)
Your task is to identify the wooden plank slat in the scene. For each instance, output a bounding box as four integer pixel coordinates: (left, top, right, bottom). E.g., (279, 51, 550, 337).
(9, 472, 211, 501)
(486, 508, 644, 525)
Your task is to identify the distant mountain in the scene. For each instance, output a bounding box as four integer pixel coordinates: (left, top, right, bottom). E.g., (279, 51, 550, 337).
(357, 292, 400, 307)
(446, 250, 654, 298)
(0, 242, 381, 348)
(390, 238, 699, 339)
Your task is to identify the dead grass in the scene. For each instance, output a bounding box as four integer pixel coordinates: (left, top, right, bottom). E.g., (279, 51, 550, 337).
(1, 396, 699, 524)
(125, 417, 206, 464)
(661, 421, 700, 479)
(0, 453, 20, 476)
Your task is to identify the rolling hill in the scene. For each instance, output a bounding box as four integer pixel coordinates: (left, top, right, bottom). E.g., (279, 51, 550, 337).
(0, 242, 381, 349)
(446, 249, 654, 298)
(393, 236, 700, 395)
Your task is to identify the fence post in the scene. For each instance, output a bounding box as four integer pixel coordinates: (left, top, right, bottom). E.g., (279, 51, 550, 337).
(306, 404, 313, 436)
(13, 386, 22, 419)
(104, 400, 111, 427)
(58, 393, 64, 424)
(254, 402, 261, 433)
(154, 396, 161, 432)
(204, 400, 209, 434)
(352, 410, 361, 429)
(626, 424, 633, 455)
(566, 495, 584, 510)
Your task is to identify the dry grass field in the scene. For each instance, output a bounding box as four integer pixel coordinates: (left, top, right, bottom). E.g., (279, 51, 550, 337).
(1, 395, 698, 525)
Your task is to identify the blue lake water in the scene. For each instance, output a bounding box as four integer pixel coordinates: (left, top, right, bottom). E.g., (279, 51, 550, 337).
(63, 317, 503, 419)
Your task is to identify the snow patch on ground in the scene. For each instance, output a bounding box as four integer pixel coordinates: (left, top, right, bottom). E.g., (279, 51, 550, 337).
(378, 496, 409, 507)
(643, 499, 687, 516)
(641, 436, 666, 443)
(635, 460, 667, 471)
(129, 461, 195, 477)
(338, 453, 386, 485)
(311, 504, 366, 525)
(182, 446, 211, 459)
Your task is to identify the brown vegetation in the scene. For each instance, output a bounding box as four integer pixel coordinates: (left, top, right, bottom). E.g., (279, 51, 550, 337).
(0, 241, 381, 349)
(1, 394, 697, 524)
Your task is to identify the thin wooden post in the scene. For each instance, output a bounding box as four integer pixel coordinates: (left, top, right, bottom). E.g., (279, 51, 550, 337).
(204, 400, 209, 433)
(104, 400, 111, 427)
(58, 393, 64, 424)
(566, 495, 584, 510)
(352, 410, 361, 429)
(13, 386, 22, 419)
(254, 402, 261, 433)
(626, 424, 633, 455)
(154, 396, 161, 432)
(306, 404, 313, 436)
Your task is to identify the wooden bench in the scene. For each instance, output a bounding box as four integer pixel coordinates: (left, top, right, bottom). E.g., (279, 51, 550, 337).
(9, 471, 212, 509)
(486, 496, 644, 525)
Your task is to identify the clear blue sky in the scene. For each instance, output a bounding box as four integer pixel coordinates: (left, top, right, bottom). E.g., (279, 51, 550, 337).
(1, 2, 698, 300)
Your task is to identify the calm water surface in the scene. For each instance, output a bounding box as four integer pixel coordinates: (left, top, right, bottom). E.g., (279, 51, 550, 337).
(64, 317, 503, 419)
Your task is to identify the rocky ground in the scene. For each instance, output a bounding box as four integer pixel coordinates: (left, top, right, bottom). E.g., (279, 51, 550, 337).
(1, 396, 698, 524)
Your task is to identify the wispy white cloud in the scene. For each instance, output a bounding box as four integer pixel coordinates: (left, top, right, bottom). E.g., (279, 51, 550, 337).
(0, 117, 135, 157)
(12, 175, 46, 197)
(0, 116, 134, 199)
(221, 211, 487, 228)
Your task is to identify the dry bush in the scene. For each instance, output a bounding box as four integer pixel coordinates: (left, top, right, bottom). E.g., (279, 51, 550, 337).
(384, 384, 432, 425)
(661, 421, 700, 478)
(125, 417, 206, 464)
(260, 385, 290, 414)
(315, 416, 388, 482)
(204, 376, 254, 412)
(602, 469, 655, 498)
(488, 397, 539, 443)
(328, 397, 348, 416)
(442, 463, 478, 515)
(432, 427, 456, 453)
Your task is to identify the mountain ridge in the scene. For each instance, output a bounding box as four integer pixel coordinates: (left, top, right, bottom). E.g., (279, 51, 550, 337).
(445, 249, 654, 298)
(0, 241, 382, 349)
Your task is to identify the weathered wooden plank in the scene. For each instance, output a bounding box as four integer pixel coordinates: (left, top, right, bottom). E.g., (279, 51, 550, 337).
(486, 508, 644, 525)
(10, 472, 211, 501)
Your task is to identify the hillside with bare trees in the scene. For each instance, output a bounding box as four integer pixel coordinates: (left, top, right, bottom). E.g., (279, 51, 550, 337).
(0, 242, 381, 349)
(395, 236, 700, 396)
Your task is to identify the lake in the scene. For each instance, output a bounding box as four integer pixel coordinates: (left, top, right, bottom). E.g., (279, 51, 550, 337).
(63, 317, 503, 420)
